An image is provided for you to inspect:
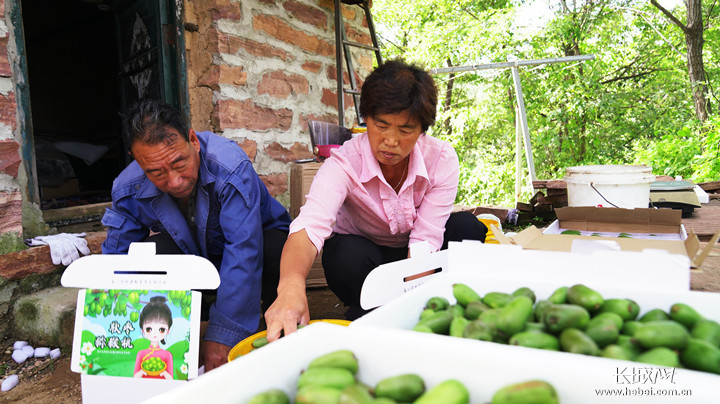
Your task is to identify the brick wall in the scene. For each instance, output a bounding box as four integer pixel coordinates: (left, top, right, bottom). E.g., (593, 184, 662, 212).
(183, 0, 375, 205)
(0, 0, 23, 237)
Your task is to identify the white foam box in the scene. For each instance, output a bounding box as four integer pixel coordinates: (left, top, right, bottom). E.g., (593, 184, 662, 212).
(352, 272, 720, 403)
(61, 242, 220, 404)
(360, 240, 690, 310)
(144, 320, 717, 404)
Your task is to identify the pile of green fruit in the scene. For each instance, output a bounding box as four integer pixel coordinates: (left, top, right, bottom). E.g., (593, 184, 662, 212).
(141, 356, 166, 374)
(413, 283, 720, 375)
(247, 349, 559, 403)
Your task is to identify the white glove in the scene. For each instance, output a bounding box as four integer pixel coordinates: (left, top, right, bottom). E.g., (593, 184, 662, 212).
(25, 233, 91, 266)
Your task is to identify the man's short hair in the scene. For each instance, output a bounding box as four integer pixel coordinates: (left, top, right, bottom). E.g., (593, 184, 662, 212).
(359, 59, 438, 132)
(122, 99, 190, 147)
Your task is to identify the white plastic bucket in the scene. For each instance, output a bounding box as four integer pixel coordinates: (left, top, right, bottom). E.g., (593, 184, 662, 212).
(563, 165, 655, 209)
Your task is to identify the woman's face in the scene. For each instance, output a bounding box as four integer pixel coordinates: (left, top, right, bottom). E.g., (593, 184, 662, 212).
(366, 110, 423, 168)
(142, 319, 170, 344)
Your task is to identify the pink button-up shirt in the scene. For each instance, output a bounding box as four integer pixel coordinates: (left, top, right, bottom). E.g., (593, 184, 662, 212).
(289, 131, 459, 253)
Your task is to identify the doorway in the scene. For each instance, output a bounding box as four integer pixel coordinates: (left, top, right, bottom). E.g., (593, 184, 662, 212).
(19, 0, 187, 212)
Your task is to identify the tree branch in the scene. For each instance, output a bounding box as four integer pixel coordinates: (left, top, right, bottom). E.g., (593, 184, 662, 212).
(650, 0, 688, 32)
(617, 6, 687, 59)
(600, 68, 665, 85)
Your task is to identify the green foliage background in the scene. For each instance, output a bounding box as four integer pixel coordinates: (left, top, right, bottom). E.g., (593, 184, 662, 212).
(371, 0, 720, 206)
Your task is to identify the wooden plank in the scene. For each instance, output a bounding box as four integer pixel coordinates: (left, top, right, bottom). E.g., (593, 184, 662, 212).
(42, 202, 111, 222)
(533, 180, 567, 189)
(682, 205, 720, 241)
(699, 181, 720, 192)
(306, 255, 327, 289)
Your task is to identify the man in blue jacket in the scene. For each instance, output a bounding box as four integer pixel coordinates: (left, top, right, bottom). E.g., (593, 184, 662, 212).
(102, 100, 291, 371)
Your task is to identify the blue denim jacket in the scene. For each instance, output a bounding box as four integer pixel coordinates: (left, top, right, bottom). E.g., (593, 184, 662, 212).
(101, 131, 291, 347)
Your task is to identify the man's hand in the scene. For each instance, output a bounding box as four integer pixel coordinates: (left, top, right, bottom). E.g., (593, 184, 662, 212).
(199, 340, 231, 372)
(264, 287, 310, 343)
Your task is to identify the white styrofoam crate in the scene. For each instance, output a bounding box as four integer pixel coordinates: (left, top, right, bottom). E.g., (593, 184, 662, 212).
(145, 321, 717, 404)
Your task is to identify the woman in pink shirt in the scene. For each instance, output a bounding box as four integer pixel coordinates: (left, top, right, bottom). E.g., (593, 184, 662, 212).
(265, 60, 486, 339)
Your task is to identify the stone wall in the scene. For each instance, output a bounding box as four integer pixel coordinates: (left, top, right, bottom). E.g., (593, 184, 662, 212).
(183, 0, 375, 206)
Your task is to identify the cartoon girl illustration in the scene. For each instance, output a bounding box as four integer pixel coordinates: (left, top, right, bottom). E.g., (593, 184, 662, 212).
(134, 295, 174, 379)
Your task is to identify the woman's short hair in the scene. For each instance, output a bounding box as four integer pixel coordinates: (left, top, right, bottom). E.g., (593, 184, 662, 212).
(359, 60, 438, 132)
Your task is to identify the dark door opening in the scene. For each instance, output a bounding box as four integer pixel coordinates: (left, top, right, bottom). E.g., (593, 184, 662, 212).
(21, 0, 186, 211)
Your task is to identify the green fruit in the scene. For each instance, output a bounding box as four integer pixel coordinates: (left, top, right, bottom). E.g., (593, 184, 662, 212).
(449, 304, 465, 318)
(600, 298, 639, 321)
(419, 308, 436, 321)
(416, 310, 454, 335)
(496, 296, 534, 337)
(374, 374, 425, 402)
(297, 367, 355, 391)
(130, 312, 139, 322)
(561, 229, 581, 235)
(621, 321, 643, 336)
(547, 286, 568, 305)
(591, 312, 624, 329)
(512, 287, 536, 304)
(509, 331, 560, 351)
(691, 319, 720, 346)
(560, 328, 600, 356)
(248, 389, 290, 404)
(308, 350, 359, 375)
(452, 283, 481, 307)
(339, 383, 374, 404)
(425, 296, 449, 312)
(633, 320, 689, 349)
(601, 344, 632, 361)
(372, 399, 396, 404)
(523, 322, 546, 333)
(83, 305, 89, 316)
(491, 380, 559, 404)
(616, 335, 642, 360)
(462, 319, 494, 341)
(295, 385, 343, 404)
(464, 300, 490, 320)
(252, 336, 269, 349)
(639, 309, 669, 323)
(483, 292, 513, 309)
(635, 347, 680, 367)
(681, 338, 720, 374)
(533, 300, 553, 322)
(182, 306, 191, 317)
(542, 304, 590, 334)
(414, 379, 469, 404)
(669, 303, 702, 329)
(566, 284, 604, 312)
(412, 324, 434, 333)
(449, 316, 470, 338)
(585, 315, 620, 348)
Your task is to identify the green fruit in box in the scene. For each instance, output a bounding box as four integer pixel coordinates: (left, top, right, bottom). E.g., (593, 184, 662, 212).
(669, 303, 702, 329)
(691, 319, 720, 346)
(639, 308, 669, 322)
(496, 296, 534, 337)
(509, 331, 559, 351)
(600, 298, 639, 321)
(483, 292, 513, 309)
(511, 287, 536, 304)
(621, 321, 643, 336)
(308, 349, 359, 375)
(566, 284, 604, 312)
(462, 319, 494, 341)
(374, 374, 425, 402)
(339, 383, 374, 404)
(542, 304, 590, 334)
(591, 312, 624, 329)
(681, 338, 720, 374)
(295, 385, 343, 404)
(547, 286, 568, 305)
(491, 380, 559, 404)
(412, 324, 434, 333)
(585, 315, 620, 348)
(559, 328, 599, 356)
(616, 335, 642, 359)
(419, 308, 435, 321)
(478, 308, 502, 336)
(635, 347, 680, 367)
(414, 379, 469, 404)
(561, 229, 581, 235)
(452, 283, 481, 307)
(449, 304, 465, 318)
(425, 296, 449, 311)
(633, 320, 689, 349)
(523, 322, 546, 333)
(248, 389, 289, 404)
(449, 316, 470, 338)
(297, 367, 355, 391)
(372, 399, 396, 404)
(416, 310, 453, 335)
(533, 300, 553, 322)
(601, 344, 632, 361)
(464, 300, 490, 320)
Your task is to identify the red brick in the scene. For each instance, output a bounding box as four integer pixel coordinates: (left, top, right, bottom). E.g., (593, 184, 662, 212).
(253, 14, 334, 56)
(302, 61, 322, 74)
(326, 64, 350, 85)
(258, 70, 309, 99)
(259, 172, 288, 197)
(210, 0, 242, 21)
(218, 30, 293, 61)
(0, 37, 10, 77)
(345, 22, 372, 46)
(0, 139, 20, 178)
(284, 0, 327, 30)
(198, 65, 247, 90)
(265, 142, 299, 164)
(299, 113, 338, 131)
(236, 139, 257, 162)
(0, 92, 16, 130)
(320, 88, 353, 112)
(0, 1, 4, 18)
(290, 141, 315, 160)
(215, 99, 293, 131)
(0, 189, 22, 236)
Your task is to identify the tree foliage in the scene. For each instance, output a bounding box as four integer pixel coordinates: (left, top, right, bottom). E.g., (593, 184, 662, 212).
(371, 0, 720, 206)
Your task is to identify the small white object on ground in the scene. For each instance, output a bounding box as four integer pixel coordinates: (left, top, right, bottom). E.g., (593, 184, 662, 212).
(13, 341, 27, 350)
(34, 347, 50, 357)
(12, 349, 28, 364)
(21, 345, 34, 356)
(50, 348, 61, 359)
(1, 375, 19, 392)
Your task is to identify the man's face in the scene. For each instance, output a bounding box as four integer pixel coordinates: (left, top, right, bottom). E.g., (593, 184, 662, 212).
(365, 110, 423, 169)
(131, 128, 201, 201)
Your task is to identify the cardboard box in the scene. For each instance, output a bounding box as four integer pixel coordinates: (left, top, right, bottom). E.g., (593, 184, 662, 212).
(61, 242, 220, 404)
(494, 207, 718, 269)
(289, 161, 322, 219)
(142, 321, 718, 403)
(360, 241, 690, 310)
